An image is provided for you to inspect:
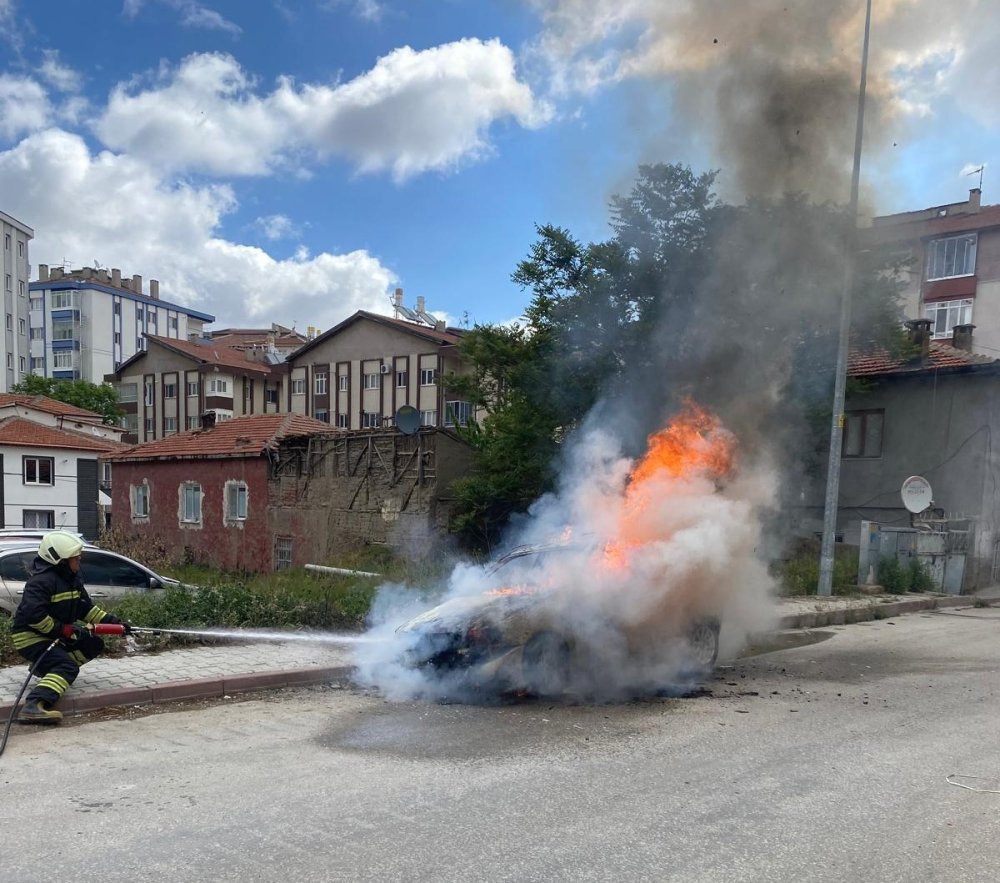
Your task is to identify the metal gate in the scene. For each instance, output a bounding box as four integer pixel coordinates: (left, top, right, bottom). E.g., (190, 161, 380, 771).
(858, 520, 971, 594)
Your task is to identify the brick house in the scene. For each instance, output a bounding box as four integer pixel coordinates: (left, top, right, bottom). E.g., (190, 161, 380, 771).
(102, 412, 475, 572)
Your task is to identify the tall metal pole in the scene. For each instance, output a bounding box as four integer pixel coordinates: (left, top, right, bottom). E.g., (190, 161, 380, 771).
(817, 0, 873, 596)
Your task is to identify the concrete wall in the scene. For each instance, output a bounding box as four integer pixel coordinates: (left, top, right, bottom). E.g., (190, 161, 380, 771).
(1, 444, 100, 534)
(837, 370, 1000, 587)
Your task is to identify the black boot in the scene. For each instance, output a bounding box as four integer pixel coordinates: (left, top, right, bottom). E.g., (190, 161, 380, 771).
(18, 699, 63, 724)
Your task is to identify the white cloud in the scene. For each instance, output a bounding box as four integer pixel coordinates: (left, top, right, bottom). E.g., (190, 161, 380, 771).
(39, 50, 83, 93)
(254, 214, 299, 240)
(122, 0, 241, 35)
(0, 75, 51, 139)
(0, 129, 396, 329)
(95, 40, 551, 179)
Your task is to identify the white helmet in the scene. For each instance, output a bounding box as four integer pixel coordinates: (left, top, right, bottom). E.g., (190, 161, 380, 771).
(39, 530, 85, 565)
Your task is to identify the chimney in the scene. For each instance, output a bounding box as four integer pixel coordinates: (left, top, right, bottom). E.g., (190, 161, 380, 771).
(37, 264, 49, 282)
(952, 323, 975, 352)
(98, 269, 109, 283)
(416, 295, 426, 313)
(112, 268, 121, 287)
(394, 287, 403, 306)
(200, 410, 217, 431)
(132, 274, 142, 295)
(969, 188, 982, 212)
(150, 279, 159, 300)
(435, 320, 446, 332)
(51, 267, 63, 280)
(907, 318, 932, 359)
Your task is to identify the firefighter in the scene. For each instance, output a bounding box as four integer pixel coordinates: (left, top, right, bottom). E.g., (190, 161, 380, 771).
(11, 530, 131, 724)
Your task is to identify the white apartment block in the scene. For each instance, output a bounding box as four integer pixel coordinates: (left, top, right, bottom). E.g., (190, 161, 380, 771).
(28, 265, 215, 383)
(0, 211, 33, 393)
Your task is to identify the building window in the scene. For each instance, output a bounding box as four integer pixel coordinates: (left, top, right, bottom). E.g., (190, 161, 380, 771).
(118, 383, 138, 402)
(336, 413, 348, 428)
(164, 383, 177, 399)
(29, 327, 44, 340)
(925, 298, 973, 339)
(226, 481, 248, 521)
(30, 296, 43, 311)
(132, 483, 150, 518)
(844, 410, 884, 459)
(18, 318, 26, 335)
(114, 332, 121, 346)
(3, 233, 8, 249)
(144, 417, 154, 434)
(186, 380, 199, 397)
(17, 240, 23, 257)
(364, 372, 380, 389)
(180, 483, 202, 524)
(163, 416, 177, 433)
(30, 357, 44, 371)
(420, 368, 437, 386)
(113, 301, 121, 316)
(5, 353, 11, 369)
(208, 378, 229, 394)
(52, 320, 75, 341)
(274, 537, 293, 570)
(339, 375, 348, 391)
(5, 313, 10, 330)
(144, 381, 154, 405)
(362, 411, 381, 428)
(396, 370, 408, 388)
(169, 316, 178, 333)
(18, 357, 24, 372)
(102, 461, 112, 486)
(313, 408, 329, 423)
(23, 456, 54, 486)
(4, 274, 10, 291)
(53, 352, 73, 369)
(23, 510, 55, 529)
(291, 378, 306, 395)
(265, 387, 278, 404)
(420, 409, 437, 427)
(17, 280, 24, 297)
(51, 291, 73, 308)
(314, 372, 328, 395)
(184, 415, 197, 430)
(926, 234, 976, 281)
(444, 400, 473, 427)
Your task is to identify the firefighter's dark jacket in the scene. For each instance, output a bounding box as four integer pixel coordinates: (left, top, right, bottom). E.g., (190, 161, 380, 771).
(11, 556, 115, 651)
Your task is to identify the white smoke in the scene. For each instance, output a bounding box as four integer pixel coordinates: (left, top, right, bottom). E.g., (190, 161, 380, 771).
(353, 406, 779, 702)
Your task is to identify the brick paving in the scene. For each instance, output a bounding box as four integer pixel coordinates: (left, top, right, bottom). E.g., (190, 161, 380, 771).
(0, 639, 353, 718)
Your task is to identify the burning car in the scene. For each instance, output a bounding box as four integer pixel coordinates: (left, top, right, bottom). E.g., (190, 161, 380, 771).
(395, 541, 721, 699)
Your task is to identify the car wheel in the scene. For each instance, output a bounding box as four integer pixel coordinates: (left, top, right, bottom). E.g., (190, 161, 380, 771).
(683, 618, 720, 672)
(521, 631, 571, 698)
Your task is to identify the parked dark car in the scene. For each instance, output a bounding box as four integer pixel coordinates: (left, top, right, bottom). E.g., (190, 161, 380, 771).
(395, 542, 721, 698)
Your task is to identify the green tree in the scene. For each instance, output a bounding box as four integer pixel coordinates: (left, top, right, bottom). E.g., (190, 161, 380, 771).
(11, 375, 123, 425)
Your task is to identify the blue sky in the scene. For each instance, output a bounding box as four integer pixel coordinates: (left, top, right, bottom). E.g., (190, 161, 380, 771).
(1, 0, 997, 333)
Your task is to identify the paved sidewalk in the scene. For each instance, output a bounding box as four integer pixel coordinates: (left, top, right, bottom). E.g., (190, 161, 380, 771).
(0, 591, 986, 719)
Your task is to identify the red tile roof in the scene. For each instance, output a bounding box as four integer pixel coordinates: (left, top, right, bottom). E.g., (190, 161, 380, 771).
(0, 393, 102, 420)
(0, 417, 125, 452)
(849, 342, 998, 378)
(103, 413, 336, 461)
(144, 335, 274, 375)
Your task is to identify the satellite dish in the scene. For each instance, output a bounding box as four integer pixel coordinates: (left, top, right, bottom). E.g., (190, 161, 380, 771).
(901, 475, 933, 514)
(395, 405, 420, 436)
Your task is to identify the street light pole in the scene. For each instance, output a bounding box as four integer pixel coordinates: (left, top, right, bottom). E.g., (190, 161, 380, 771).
(817, 0, 873, 596)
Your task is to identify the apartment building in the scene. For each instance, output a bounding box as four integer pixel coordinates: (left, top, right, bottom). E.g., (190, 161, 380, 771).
(866, 188, 1000, 357)
(107, 335, 283, 443)
(285, 308, 469, 430)
(28, 265, 215, 383)
(0, 210, 33, 393)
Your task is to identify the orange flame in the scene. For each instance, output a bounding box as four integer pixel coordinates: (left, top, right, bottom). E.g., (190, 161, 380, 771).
(627, 400, 735, 490)
(485, 585, 536, 598)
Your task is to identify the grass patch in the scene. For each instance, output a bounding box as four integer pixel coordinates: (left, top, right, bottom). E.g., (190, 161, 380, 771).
(773, 540, 859, 596)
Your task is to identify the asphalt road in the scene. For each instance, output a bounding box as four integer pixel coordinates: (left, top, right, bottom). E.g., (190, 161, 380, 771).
(1, 609, 999, 883)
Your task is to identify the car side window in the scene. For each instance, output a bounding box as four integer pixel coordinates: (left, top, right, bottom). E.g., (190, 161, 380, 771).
(0, 552, 33, 581)
(82, 553, 150, 589)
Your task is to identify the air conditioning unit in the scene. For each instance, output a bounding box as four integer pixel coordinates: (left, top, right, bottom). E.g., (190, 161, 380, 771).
(380, 364, 390, 374)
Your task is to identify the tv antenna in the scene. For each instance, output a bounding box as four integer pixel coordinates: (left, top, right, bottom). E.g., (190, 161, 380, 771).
(965, 164, 985, 190)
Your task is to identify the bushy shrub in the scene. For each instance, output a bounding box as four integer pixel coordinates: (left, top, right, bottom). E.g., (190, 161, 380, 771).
(906, 557, 936, 593)
(877, 556, 909, 594)
(774, 541, 859, 596)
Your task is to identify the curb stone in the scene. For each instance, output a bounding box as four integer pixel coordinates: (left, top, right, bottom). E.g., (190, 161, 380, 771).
(0, 664, 353, 721)
(777, 594, 971, 629)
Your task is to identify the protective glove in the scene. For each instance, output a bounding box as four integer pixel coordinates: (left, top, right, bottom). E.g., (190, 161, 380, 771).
(60, 624, 90, 641)
(121, 621, 133, 636)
